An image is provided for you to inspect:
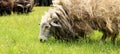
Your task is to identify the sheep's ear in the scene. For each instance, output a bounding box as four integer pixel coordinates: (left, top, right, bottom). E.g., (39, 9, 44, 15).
(51, 21, 61, 27)
(50, 18, 61, 27)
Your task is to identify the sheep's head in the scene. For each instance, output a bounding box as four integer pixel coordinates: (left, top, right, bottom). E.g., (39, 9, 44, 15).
(39, 9, 62, 42)
(14, 0, 31, 13)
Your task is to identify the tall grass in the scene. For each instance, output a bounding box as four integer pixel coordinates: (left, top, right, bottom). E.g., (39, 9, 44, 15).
(0, 7, 120, 54)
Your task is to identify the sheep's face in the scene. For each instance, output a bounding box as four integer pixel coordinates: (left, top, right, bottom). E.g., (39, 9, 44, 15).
(14, 0, 31, 13)
(39, 10, 62, 42)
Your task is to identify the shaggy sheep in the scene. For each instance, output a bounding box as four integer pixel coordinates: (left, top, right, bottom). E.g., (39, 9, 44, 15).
(39, 0, 120, 44)
(13, 0, 34, 14)
(0, 0, 14, 15)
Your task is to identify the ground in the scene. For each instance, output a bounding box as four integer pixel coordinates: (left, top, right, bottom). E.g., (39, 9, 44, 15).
(0, 7, 120, 54)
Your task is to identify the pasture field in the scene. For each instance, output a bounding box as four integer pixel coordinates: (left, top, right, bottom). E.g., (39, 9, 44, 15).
(0, 7, 120, 54)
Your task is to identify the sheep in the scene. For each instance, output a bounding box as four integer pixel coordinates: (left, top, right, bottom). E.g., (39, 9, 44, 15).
(39, 0, 120, 44)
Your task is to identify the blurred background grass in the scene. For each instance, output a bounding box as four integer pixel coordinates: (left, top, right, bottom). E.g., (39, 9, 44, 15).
(0, 7, 120, 54)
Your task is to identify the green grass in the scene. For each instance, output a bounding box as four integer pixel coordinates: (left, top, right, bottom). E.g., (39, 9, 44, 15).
(0, 7, 120, 54)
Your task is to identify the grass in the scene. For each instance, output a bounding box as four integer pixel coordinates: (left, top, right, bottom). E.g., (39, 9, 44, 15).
(0, 7, 120, 54)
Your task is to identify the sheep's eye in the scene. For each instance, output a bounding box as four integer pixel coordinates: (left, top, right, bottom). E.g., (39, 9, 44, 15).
(54, 21, 58, 24)
(44, 26, 49, 29)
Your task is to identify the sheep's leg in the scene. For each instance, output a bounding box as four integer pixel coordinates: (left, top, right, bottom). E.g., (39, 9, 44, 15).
(111, 34, 118, 44)
(6, 10, 11, 15)
(78, 32, 87, 42)
(82, 33, 87, 43)
(101, 33, 107, 43)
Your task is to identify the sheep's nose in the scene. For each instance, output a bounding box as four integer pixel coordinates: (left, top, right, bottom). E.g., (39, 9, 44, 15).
(40, 39, 42, 42)
(39, 38, 46, 42)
